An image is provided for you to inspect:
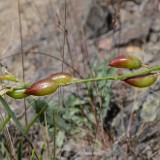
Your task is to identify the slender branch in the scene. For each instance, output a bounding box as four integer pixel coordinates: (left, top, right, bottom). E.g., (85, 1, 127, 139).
(62, 0, 67, 71)
(1, 66, 160, 91)
(17, 0, 25, 81)
(67, 66, 160, 85)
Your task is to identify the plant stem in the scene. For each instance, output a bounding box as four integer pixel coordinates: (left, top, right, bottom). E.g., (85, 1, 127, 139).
(67, 66, 160, 85)
(1, 66, 160, 91)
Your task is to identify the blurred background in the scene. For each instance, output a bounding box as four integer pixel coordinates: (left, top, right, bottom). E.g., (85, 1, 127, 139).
(0, 0, 160, 159)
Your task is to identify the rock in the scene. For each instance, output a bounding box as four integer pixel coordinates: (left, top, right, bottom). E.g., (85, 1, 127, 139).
(96, 19, 151, 50)
(83, 2, 113, 39)
(113, 20, 151, 46)
(151, 19, 160, 32)
(149, 33, 159, 43)
(141, 95, 160, 122)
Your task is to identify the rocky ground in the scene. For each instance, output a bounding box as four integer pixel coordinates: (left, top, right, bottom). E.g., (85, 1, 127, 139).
(0, 0, 160, 159)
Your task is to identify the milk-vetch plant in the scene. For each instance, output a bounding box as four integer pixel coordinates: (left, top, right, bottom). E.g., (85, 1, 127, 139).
(124, 73, 158, 88)
(107, 54, 159, 88)
(47, 72, 77, 85)
(0, 54, 160, 159)
(24, 79, 59, 96)
(7, 89, 28, 99)
(108, 54, 143, 69)
(0, 54, 159, 98)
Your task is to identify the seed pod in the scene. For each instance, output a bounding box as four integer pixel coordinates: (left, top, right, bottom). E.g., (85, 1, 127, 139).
(7, 89, 28, 99)
(24, 79, 59, 96)
(0, 74, 19, 82)
(124, 73, 158, 88)
(108, 54, 142, 69)
(47, 72, 75, 85)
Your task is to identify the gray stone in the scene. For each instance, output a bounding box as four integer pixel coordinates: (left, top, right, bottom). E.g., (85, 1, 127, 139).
(151, 19, 160, 32)
(83, 2, 112, 38)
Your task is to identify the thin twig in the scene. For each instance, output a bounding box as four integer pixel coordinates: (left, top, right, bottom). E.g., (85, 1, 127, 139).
(62, 0, 67, 71)
(17, 0, 28, 126)
(66, 66, 160, 85)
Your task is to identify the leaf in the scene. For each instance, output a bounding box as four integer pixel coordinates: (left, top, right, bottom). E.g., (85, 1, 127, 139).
(66, 95, 87, 106)
(0, 142, 7, 160)
(25, 99, 49, 133)
(87, 113, 96, 125)
(17, 141, 22, 160)
(0, 115, 11, 132)
(66, 108, 80, 117)
(56, 131, 65, 148)
(27, 98, 49, 123)
(56, 116, 71, 132)
(90, 56, 117, 120)
(30, 150, 35, 160)
(0, 96, 39, 159)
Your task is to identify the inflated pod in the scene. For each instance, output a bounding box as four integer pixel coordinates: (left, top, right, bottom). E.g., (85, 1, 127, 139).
(7, 89, 28, 99)
(108, 54, 142, 69)
(24, 79, 59, 96)
(47, 72, 75, 85)
(124, 73, 158, 88)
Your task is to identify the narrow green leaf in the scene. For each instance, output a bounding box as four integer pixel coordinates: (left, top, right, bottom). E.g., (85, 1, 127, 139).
(30, 150, 35, 160)
(0, 96, 39, 159)
(0, 142, 7, 160)
(0, 96, 25, 133)
(56, 131, 65, 148)
(24, 101, 49, 133)
(17, 141, 22, 160)
(40, 143, 45, 160)
(0, 115, 11, 132)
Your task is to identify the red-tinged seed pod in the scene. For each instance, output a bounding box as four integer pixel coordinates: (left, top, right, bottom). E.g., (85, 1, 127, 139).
(47, 72, 76, 85)
(7, 89, 29, 99)
(124, 73, 158, 88)
(108, 54, 142, 69)
(0, 74, 19, 82)
(24, 79, 59, 96)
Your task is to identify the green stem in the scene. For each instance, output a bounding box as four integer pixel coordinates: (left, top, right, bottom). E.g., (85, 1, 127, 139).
(67, 66, 160, 85)
(1, 66, 160, 92)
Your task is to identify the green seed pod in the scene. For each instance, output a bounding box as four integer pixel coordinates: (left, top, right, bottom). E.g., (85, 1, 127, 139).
(47, 72, 75, 85)
(0, 74, 19, 82)
(7, 89, 29, 99)
(108, 54, 142, 69)
(24, 79, 59, 96)
(124, 73, 158, 88)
